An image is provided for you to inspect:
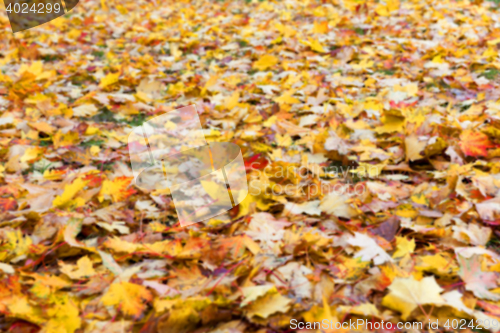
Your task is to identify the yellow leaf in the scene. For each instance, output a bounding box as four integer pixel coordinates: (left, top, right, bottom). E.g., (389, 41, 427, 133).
(245, 289, 291, 318)
(101, 282, 153, 318)
(98, 176, 135, 203)
(7, 229, 32, 258)
(53, 178, 88, 208)
(405, 135, 426, 161)
(263, 115, 278, 127)
(393, 237, 416, 258)
(307, 38, 327, 53)
(363, 99, 383, 112)
(20, 147, 43, 163)
(339, 302, 380, 317)
(235, 194, 259, 218)
(116, 4, 128, 14)
(275, 22, 296, 38)
(275, 89, 300, 105)
(387, 0, 400, 11)
(351, 58, 374, 70)
(276, 133, 292, 147)
(405, 109, 426, 127)
(6, 296, 44, 325)
(312, 6, 328, 17)
(253, 55, 278, 71)
(17, 61, 53, 80)
(303, 296, 343, 333)
(59, 256, 97, 279)
(241, 285, 276, 307)
(415, 253, 457, 277)
(483, 47, 497, 59)
(394, 203, 418, 218)
(43, 169, 67, 181)
(99, 72, 120, 88)
(313, 21, 329, 34)
(170, 43, 183, 59)
(382, 276, 444, 320)
(53, 130, 79, 149)
(72, 104, 98, 117)
(225, 91, 239, 110)
(320, 193, 358, 219)
(375, 115, 405, 134)
(104, 237, 141, 254)
(18, 61, 43, 76)
(375, 0, 399, 16)
(411, 193, 429, 206)
(351, 162, 385, 178)
(203, 74, 220, 91)
(29, 121, 55, 134)
(85, 126, 100, 136)
(90, 145, 101, 156)
(45, 296, 81, 333)
(242, 235, 261, 255)
(200, 180, 232, 205)
(30, 274, 70, 298)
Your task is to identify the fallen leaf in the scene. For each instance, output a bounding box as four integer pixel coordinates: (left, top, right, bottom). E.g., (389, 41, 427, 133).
(101, 282, 153, 318)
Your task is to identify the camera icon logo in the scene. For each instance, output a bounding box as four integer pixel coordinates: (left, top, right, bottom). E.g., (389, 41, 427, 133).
(5, 0, 79, 33)
(127, 105, 249, 227)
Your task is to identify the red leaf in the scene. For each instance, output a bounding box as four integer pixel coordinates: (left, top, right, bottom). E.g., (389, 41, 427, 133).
(245, 154, 268, 170)
(459, 130, 493, 157)
(0, 198, 17, 213)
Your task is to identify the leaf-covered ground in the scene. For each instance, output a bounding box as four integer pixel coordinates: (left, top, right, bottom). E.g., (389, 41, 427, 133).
(2, 0, 500, 332)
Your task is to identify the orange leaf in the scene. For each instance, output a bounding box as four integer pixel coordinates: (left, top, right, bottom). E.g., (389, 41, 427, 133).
(98, 176, 136, 203)
(459, 130, 493, 157)
(0, 198, 17, 213)
(101, 282, 152, 318)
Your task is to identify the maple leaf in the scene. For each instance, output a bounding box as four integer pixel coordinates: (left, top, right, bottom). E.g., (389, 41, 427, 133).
(320, 193, 358, 219)
(392, 237, 415, 258)
(301, 38, 327, 53)
(253, 55, 278, 71)
(101, 282, 153, 318)
(43, 169, 67, 181)
(99, 72, 120, 88)
(303, 296, 342, 333)
(52, 177, 88, 208)
(98, 176, 136, 203)
(274, 89, 300, 105)
(0, 197, 17, 212)
(271, 262, 313, 299)
(73, 104, 98, 117)
(53, 130, 79, 149)
(459, 130, 493, 157)
(458, 255, 500, 301)
(59, 256, 97, 279)
(6, 296, 45, 326)
(104, 236, 141, 254)
(20, 147, 43, 163)
(245, 289, 291, 319)
(382, 276, 444, 320)
(45, 296, 82, 333)
(347, 232, 393, 265)
(312, 21, 329, 34)
(6, 229, 32, 258)
(240, 285, 275, 307)
(225, 91, 239, 110)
